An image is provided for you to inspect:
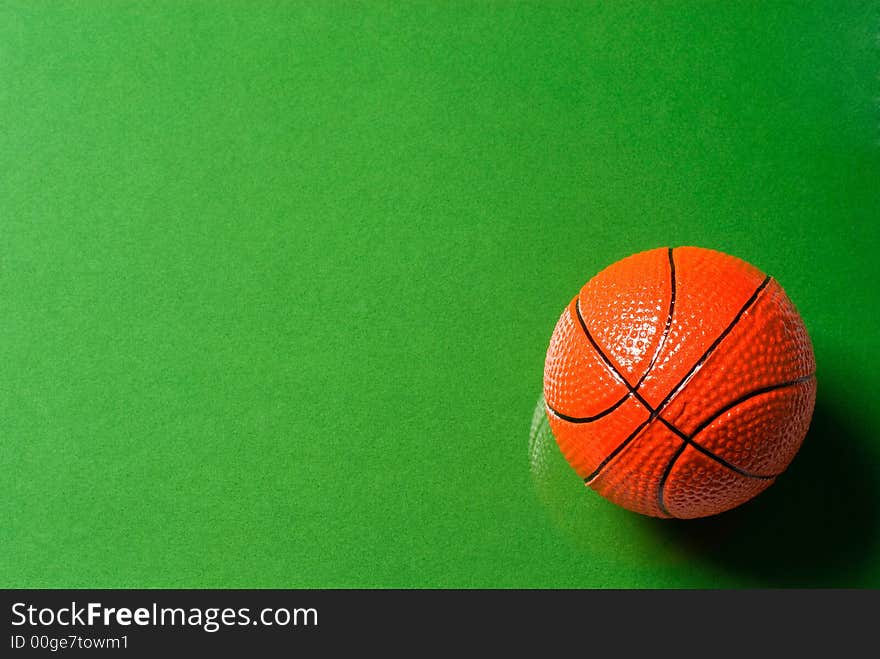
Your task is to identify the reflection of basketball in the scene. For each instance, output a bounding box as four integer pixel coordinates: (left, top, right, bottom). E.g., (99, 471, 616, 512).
(543, 246, 816, 519)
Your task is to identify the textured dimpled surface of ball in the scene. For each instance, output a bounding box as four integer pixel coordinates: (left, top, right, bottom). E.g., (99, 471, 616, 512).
(543, 246, 816, 519)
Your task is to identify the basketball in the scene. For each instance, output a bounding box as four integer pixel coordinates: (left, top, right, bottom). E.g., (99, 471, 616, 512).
(543, 246, 816, 519)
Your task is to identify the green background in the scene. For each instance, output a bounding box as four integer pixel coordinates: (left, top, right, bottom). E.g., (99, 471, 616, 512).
(2, 1, 878, 588)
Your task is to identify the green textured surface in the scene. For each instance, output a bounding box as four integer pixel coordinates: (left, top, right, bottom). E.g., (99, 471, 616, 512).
(2, 1, 879, 588)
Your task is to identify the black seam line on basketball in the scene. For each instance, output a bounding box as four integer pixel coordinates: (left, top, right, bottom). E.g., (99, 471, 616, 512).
(575, 299, 658, 414)
(546, 395, 629, 423)
(654, 374, 816, 516)
(688, 372, 815, 439)
(656, 416, 776, 480)
(581, 275, 773, 483)
(639, 246, 677, 389)
(563, 247, 677, 422)
(597, 371, 815, 504)
(574, 298, 634, 389)
(627, 247, 677, 392)
(584, 417, 652, 484)
(657, 441, 687, 518)
(653, 275, 773, 414)
(659, 373, 816, 478)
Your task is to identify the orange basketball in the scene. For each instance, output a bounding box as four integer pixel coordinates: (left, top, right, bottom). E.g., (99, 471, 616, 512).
(543, 246, 816, 519)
